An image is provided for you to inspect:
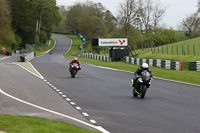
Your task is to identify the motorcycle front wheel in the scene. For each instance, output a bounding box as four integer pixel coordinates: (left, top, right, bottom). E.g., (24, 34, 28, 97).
(133, 89, 138, 97)
(71, 70, 76, 78)
(140, 85, 147, 99)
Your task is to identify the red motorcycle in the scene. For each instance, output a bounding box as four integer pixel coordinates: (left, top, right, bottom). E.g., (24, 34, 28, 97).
(69, 63, 80, 78)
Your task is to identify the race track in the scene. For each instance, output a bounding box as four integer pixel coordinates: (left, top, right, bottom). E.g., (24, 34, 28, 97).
(31, 35, 200, 133)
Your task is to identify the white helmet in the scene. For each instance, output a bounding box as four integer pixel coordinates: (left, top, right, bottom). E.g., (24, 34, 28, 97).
(74, 57, 77, 61)
(142, 63, 148, 70)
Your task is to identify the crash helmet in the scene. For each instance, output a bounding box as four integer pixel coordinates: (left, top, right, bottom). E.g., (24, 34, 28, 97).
(142, 63, 148, 70)
(74, 57, 78, 62)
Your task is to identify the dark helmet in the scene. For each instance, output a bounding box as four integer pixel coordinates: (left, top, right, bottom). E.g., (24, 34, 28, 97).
(142, 63, 148, 70)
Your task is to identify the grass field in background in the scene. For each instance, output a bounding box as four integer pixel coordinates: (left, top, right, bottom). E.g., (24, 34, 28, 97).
(63, 34, 200, 85)
(134, 37, 200, 69)
(0, 115, 99, 133)
(137, 37, 200, 55)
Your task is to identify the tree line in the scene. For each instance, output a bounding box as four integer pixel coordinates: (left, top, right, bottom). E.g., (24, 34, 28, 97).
(0, 0, 61, 50)
(1, 0, 199, 52)
(55, 0, 200, 52)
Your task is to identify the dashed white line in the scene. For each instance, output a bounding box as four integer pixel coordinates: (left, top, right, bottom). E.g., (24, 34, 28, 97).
(82, 112, 89, 117)
(76, 107, 81, 110)
(56, 89, 60, 92)
(70, 102, 76, 105)
(62, 95, 66, 98)
(59, 92, 63, 95)
(0, 89, 110, 133)
(66, 98, 71, 101)
(90, 120, 97, 124)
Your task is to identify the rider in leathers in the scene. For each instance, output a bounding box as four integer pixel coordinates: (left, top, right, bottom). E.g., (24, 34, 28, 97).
(132, 63, 152, 88)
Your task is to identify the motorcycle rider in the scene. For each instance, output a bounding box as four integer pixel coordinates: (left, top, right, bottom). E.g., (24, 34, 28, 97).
(69, 57, 81, 71)
(132, 63, 152, 87)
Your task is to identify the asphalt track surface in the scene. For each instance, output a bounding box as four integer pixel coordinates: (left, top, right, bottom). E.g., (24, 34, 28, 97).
(31, 35, 200, 133)
(0, 55, 96, 131)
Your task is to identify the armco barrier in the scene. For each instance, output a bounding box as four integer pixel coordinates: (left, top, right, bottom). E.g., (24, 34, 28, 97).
(189, 61, 200, 71)
(125, 57, 182, 71)
(73, 52, 110, 62)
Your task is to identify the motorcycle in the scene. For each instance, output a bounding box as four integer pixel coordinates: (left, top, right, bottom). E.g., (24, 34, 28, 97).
(69, 63, 80, 78)
(131, 71, 152, 99)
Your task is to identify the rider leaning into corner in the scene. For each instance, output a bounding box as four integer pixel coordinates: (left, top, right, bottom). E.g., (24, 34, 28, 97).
(132, 63, 153, 87)
(69, 57, 82, 70)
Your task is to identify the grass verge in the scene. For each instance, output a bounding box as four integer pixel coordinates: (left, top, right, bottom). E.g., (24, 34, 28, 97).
(0, 115, 99, 133)
(14, 62, 42, 78)
(34, 37, 55, 56)
(60, 34, 200, 85)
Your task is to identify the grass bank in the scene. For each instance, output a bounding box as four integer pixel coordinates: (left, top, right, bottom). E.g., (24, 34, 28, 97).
(0, 115, 99, 133)
(134, 37, 200, 70)
(34, 37, 55, 56)
(61, 34, 200, 85)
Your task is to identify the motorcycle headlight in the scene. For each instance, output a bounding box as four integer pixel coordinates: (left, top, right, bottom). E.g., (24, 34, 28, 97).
(138, 78, 143, 83)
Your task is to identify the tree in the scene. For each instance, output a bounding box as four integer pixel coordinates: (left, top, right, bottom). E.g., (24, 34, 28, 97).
(10, 0, 61, 47)
(0, 0, 15, 45)
(152, 2, 166, 30)
(118, 0, 139, 37)
(180, 13, 199, 36)
(10, 0, 36, 46)
(31, 0, 61, 43)
(103, 10, 117, 33)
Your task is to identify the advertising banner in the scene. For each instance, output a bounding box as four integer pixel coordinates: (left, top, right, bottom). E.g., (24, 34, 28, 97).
(98, 38, 128, 46)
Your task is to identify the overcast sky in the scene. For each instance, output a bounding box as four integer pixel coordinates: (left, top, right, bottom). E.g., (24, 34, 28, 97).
(56, 0, 199, 29)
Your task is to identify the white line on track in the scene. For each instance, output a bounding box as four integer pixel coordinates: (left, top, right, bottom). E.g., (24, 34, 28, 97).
(66, 98, 71, 101)
(62, 95, 66, 98)
(90, 120, 97, 124)
(76, 107, 81, 110)
(70, 102, 76, 105)
(13, 62, 44, 80)
(59, 92, 63, 95)
(82, 112, 89, 117)
(0, 88, 110, 133)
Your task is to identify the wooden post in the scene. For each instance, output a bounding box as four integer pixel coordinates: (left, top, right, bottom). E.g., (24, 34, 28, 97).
(167, 45, 168, 54)
(177, 45, 178, 55)
(182, 45, 184, 55)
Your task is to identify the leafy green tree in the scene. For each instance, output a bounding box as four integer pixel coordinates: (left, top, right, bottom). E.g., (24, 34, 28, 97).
(103, 10, 117, 33)
(0, 0, 15, 46)
(10, 0, 61, 47)
(10, 0, 37, 47)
